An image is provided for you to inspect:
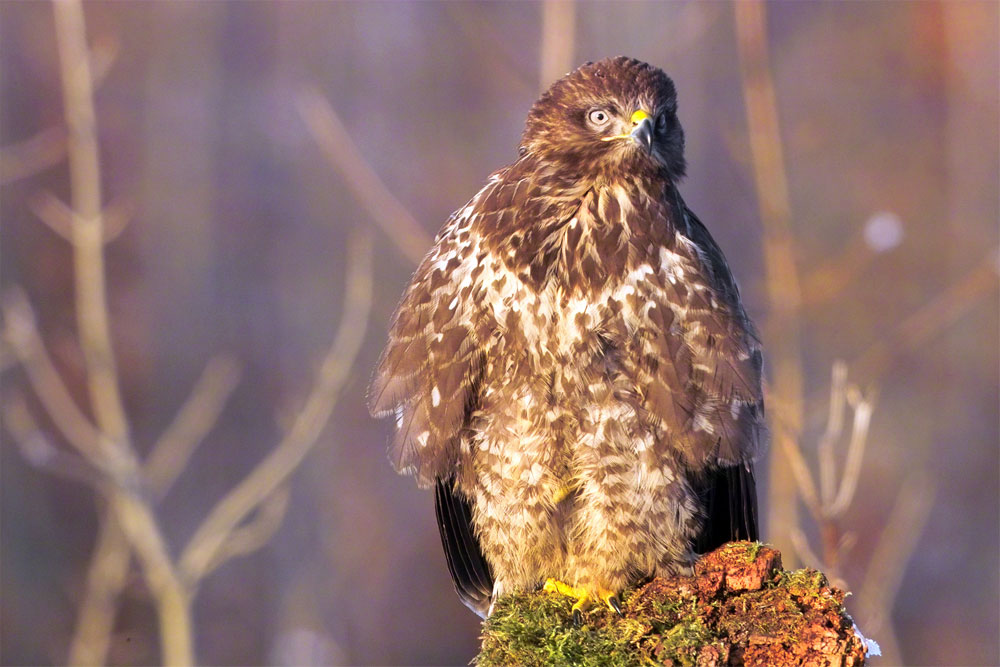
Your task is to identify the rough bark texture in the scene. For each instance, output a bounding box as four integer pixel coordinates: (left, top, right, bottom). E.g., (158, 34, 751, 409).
(476, 542, 868, 666)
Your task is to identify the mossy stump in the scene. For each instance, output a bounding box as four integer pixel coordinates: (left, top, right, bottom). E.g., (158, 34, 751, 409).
(476, 542, 868, 666)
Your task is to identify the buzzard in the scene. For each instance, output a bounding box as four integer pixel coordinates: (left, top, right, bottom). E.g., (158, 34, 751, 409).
(369, 57, 763, 622)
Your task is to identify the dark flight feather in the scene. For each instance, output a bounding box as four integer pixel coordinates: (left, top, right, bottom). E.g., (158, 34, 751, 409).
(693, 463, 759, 553)
(434, 477, 494, 617)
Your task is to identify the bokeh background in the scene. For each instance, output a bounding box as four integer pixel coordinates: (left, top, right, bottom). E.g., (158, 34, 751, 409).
(2, 2, 997, 665)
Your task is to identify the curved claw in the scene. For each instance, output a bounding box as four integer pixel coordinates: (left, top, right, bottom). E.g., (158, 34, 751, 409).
(572, 608, 583, 627)
(608, 595, 624, 617)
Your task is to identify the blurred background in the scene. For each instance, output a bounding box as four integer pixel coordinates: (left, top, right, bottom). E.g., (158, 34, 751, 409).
(1, 2, 997, 665)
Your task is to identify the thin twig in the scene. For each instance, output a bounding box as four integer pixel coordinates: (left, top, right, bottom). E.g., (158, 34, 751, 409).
(295, 88, 431, 265)
(0, 126, 68, 185)
(734, 0, 806, 562)
(178, 230, 374, 590)
(144, 354, 242, 498)
(201, 486, 291, 578)
(28, 190, 136, 245)
(2, 289, 107, 465)
(829, 387, 875, 516)
(772, 415, 822, 518)
(0, 31, 116, 185)
(538, 0, 576, 90)
(2, 393, 99, 486)
(817, 362, 848, 507)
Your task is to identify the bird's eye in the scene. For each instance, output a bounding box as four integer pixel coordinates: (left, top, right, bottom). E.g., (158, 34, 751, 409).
(656, 112, 669, 133)
(588, 109, 611, 126)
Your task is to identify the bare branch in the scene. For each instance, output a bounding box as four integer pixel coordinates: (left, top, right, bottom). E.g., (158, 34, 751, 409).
(0, 29, 116, 184)
(2, 392, 99, 486)
(68, 512, 131, 667)
(27, 190, 135, 245)
(27, 190, 76, 242)
(817, 361, 848, 507)
(295, 87, 431, 265)
(178, 230, 374, 589)
(52, 2, 193, 663)
(98, 195, 137, 243)
(0, 338, 15, 375)
(144, 354, 242, 498)
(789, 526, 849, 591)
(2, 288, 107, 464)
(538, 1, 576, 90)
(829, 387, 875, 516)
(54, 0, 130, 448)
(30, 191, 139, 246)
(734, 0, 805, 562)
(773, 417, 822, 519)
(0, 126, 68, 185)
(201, 486, 291, 578)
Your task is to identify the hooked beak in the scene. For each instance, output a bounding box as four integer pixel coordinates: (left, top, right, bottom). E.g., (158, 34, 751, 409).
(629, 109, 654, 154)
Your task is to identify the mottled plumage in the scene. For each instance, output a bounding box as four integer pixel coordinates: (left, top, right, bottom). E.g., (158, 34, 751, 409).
(370, 57, 764, 618)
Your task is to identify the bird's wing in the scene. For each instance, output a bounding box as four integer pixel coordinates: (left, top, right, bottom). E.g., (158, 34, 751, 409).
(669, 199, 763, 549)
(368, 180, 498, 487)
(639, 194, 764, 468)
(678, 202, 765, 465)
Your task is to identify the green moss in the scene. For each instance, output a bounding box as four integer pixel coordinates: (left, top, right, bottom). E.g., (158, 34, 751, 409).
(477, 585, 718, 666)
(476, 591, 640, 667)
(716, 540, 763, 564)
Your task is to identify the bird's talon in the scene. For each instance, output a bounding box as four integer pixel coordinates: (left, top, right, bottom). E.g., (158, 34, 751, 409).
(544, 578, 624, 623)
(608, 595, 623, 617)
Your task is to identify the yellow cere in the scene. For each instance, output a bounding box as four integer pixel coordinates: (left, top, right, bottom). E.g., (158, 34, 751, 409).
(630, 109, 651, 125)
(602, 109, 654, 142)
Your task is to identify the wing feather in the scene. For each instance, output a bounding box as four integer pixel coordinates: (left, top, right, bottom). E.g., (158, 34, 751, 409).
(623, 193, 763, 470)
(368, 186, 494, 486)
(434, 477, 494, 617)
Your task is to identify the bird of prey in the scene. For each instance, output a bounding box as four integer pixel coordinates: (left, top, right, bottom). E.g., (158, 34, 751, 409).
(369, 57, 763, 622)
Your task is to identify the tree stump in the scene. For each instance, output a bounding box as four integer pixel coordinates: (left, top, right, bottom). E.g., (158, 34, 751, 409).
(476, 542, 870, 666)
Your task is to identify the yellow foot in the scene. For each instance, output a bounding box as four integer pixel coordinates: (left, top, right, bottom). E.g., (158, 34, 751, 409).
(543, 578, 624, 625)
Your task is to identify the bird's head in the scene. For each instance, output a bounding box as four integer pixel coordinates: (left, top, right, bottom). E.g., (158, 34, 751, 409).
(519, 57, 686, 183)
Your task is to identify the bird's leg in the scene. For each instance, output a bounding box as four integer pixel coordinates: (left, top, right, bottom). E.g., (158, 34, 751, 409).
(543, 578, 624, 625)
